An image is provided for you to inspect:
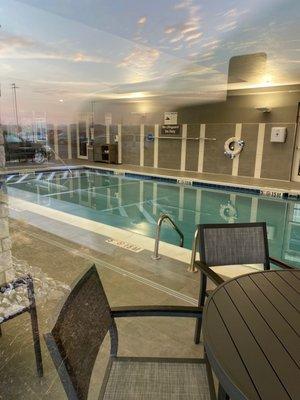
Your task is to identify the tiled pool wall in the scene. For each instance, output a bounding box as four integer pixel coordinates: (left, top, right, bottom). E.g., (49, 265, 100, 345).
(2, 166, 299, 200)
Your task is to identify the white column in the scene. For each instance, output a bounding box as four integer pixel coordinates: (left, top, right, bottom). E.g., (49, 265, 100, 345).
(106, 124, 110, 144)
(139, 181, 144, 211)
(198, 124, 206, 173)
(53, 125, 59, 159)
(254, 123, 266, 179)
(70, 174, 74, 198)
(230, 193, 236, 205)
(179, 186, 184, 221)
(195, 189, 202, 225)
(117, 124, 122, 164)
(250, 197, 258, 222)
(140, 124, 145, 167)
(67, 125, 72, 159)
(85, 119, 90, 144)
(56, 175, 62, 200)
(154, 124, 159, 168)
(180, 124, 187, 171)
(118, 176, 122, 207)
(152, 182, 157, 215)
(76, 122, 80, 158)
(232, 123, 242, 176)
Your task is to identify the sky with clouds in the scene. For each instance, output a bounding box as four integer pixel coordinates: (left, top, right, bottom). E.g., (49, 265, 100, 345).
(0, 0, 299, 124)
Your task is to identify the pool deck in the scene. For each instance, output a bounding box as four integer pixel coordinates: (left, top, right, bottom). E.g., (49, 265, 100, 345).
(2, 159, 300, 194)
(1, 211, 206, 399)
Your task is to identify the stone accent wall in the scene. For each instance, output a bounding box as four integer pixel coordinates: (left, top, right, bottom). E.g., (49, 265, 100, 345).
(0, 130, 12, 283)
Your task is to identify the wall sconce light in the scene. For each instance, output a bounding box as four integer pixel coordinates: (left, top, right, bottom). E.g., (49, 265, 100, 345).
(255, 107, 271, 113)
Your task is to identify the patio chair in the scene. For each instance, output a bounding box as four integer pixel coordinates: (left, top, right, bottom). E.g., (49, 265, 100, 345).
(44, 265, 217, 400)
(193, 222, 294, 344)
(0, 275, 43, 377)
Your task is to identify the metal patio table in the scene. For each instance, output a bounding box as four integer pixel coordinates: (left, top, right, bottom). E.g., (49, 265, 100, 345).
(203, 269, 300, 400)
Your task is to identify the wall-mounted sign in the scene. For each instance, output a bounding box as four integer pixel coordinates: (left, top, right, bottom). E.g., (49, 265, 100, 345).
(161, 125, 181, 135)
(164, 112, 178, 125)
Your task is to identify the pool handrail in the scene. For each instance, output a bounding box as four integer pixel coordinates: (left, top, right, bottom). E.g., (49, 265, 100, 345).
(152, 214, 184, 260)
(188, 226, 200, 273)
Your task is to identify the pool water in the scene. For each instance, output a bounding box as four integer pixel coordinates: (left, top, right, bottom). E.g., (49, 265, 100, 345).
(6, 169, 300, 268)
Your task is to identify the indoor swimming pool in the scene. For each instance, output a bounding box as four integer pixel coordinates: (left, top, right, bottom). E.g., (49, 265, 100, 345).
(5, 168, 300, 268)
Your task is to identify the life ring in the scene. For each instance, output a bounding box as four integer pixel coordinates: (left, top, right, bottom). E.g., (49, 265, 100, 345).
(224, 137, 245, 159)
(219, 201, 237, 223)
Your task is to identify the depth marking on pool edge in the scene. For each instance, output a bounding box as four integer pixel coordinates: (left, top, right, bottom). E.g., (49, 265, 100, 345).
(105, 238, 143, 253)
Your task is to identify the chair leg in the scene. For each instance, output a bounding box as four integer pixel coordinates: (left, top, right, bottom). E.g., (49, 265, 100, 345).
(0, 325, 2, 337)
(194, 272, 207, 344)
(27, 278, 43, 378)
(218, 384, 229, 400)
(29, 304, 44, 377)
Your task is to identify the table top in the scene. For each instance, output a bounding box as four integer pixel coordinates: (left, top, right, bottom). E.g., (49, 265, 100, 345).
(203, 269, 300, 400)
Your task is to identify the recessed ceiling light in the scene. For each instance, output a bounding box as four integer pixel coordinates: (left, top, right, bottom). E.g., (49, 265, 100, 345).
(59, 99, 64, 103)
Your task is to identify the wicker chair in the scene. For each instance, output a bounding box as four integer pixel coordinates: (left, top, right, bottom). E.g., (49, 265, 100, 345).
(193, 222, 293, 344)
(0, 275, 43, 377)
(44, 265, 217, 400)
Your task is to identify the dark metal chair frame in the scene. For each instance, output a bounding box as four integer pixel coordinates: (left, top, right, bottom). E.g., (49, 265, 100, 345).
(44, 265, 217, 400)
(0, 274, 43, 377)
(193, 222, 294, 345)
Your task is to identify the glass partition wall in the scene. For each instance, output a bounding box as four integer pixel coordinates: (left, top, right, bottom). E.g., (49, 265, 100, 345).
(0, 1, 300, 399)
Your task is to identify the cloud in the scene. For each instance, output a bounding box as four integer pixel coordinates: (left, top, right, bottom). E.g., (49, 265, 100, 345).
(174, 0, 191, 10)
(185, 32, 203, 42)
(201, 40, 220, 50)
(170, 35, 184, 44)
(166, 0, 203, 48)
(138, 16, 147, 25)
(218, 8, 249, 19)
(118, 47, 160, 73)
(165, 27, 176, 34)
(0, 32, 109, 64)
(181, 26, 198, 34)
(217, 21, 238, 32)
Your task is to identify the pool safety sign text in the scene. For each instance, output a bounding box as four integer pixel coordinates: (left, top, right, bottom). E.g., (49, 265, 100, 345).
(161, 125, 181, 135)
(106, 238, 143, 253)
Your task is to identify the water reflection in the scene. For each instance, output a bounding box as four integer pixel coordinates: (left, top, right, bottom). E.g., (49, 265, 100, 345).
(6, 170, 300, 268)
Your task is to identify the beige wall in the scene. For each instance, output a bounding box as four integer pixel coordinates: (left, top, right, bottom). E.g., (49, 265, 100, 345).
(177, 86, 300, 124)
(53, 85, 300, 182)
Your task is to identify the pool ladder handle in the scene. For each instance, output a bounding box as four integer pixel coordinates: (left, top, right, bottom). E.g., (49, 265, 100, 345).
(48, 146, 73, 177)
(187, 227, 200, 273)
(151, 214, 184, 261)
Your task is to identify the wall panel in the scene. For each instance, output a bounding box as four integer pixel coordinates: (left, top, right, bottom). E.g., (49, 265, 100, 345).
(185, 124, 200, 171)
(238, 124, 259, 177)
(261, 123, 296, 180)
(203, 124, 235, 175)
(121, 125, 140, 165)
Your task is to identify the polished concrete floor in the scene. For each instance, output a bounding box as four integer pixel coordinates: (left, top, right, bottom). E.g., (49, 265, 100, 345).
(0, 216, 206, 399)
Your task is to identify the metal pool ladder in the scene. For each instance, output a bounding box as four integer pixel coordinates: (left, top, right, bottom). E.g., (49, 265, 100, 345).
(152, 214, 184, 260)
(187, 227, 199, 273)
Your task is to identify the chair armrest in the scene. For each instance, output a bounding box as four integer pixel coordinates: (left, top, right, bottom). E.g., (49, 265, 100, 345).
(194, 261, 224, 286)
(269, 257, 294, 270)
(0, 276, 30, 294)
(111, 305, 203, 319)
